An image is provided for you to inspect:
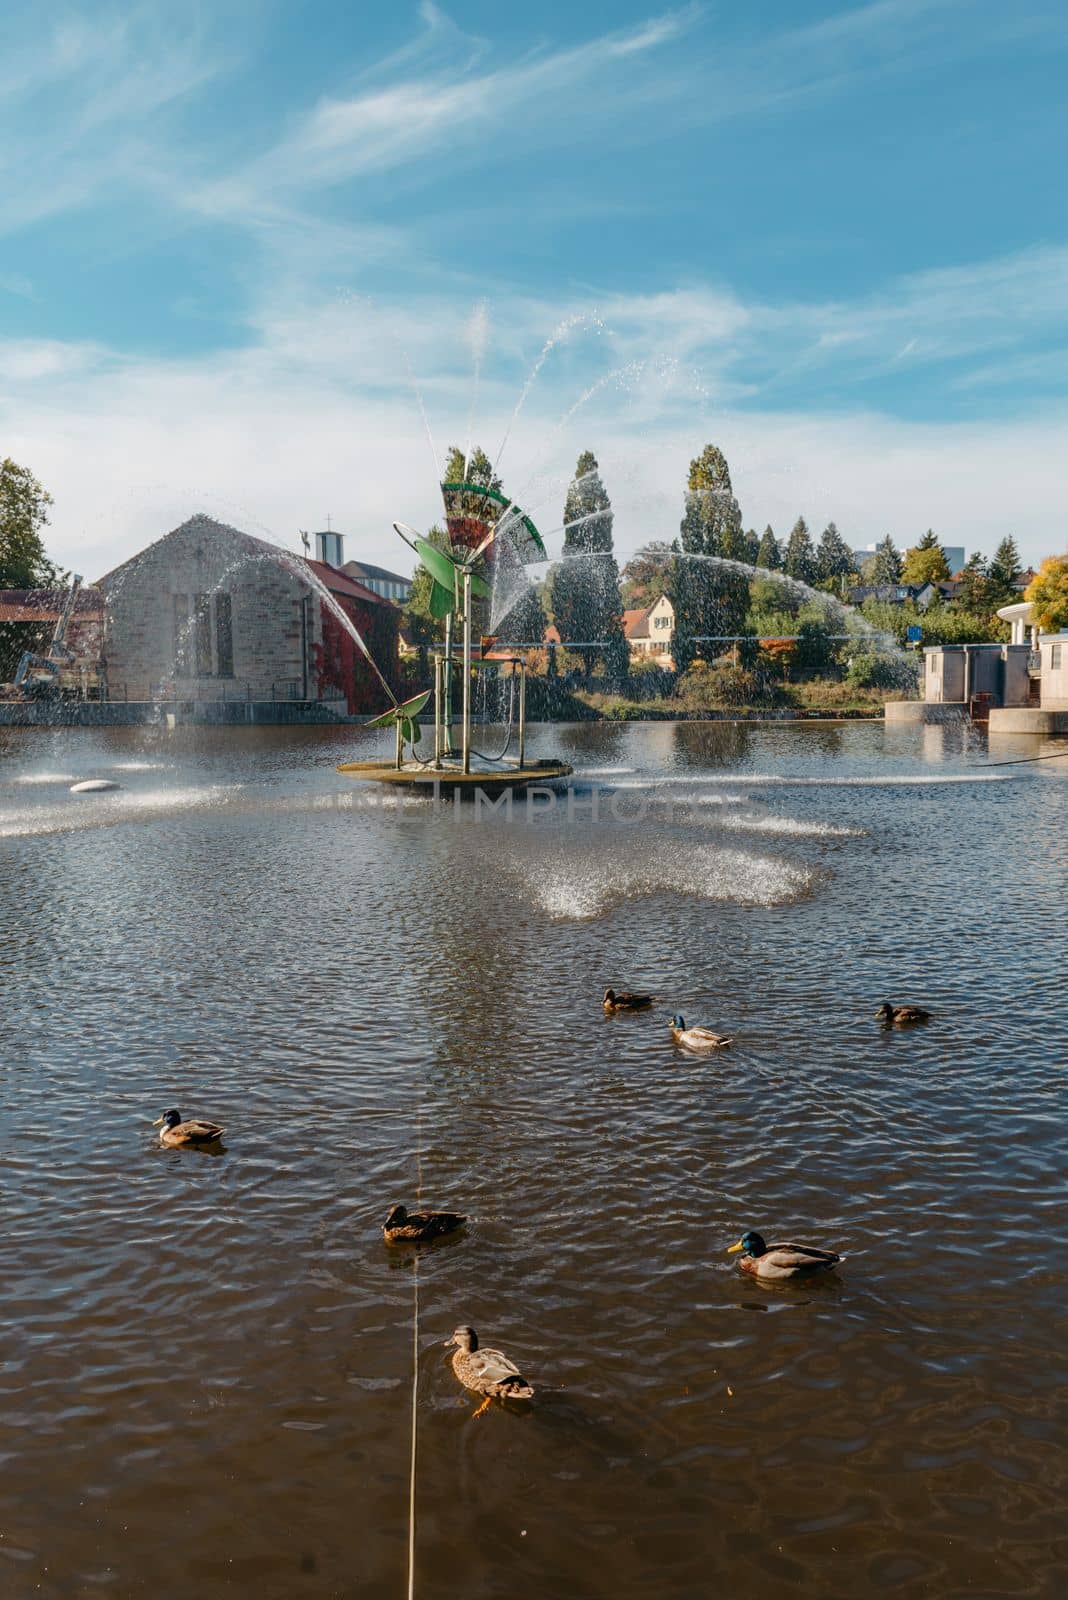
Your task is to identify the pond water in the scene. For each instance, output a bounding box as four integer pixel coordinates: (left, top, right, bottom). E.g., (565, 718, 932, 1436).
(2, 720, 1065, 1600)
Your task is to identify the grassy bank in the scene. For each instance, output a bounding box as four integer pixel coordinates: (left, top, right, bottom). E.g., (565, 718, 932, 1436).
(571, 679, 889, 721)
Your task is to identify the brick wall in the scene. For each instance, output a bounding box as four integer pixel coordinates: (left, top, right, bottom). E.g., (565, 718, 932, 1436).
(98, 515, 331, 703)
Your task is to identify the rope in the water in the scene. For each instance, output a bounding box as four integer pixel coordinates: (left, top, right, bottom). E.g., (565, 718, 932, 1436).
(980, 749, 1068, 767)
(406, 1103, 424, 1600)
(407, 1252, 419, 1600)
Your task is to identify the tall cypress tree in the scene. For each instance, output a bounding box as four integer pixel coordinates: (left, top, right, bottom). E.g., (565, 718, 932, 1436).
(867, 535, 903, 585)
(497, 581, 547, 644)
(549, 451, 627, 681)
(784, 517, 817, 586)
(988, 536, 1022, 601)
(756, 525, 781, 571)
(957, 551, 993, 612)
(673, 444, 751, 670)
(816, 521, 854, 583)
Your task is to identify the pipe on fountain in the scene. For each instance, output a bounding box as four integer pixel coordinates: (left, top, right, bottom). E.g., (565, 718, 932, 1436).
(433, 653, 442, 768)
(443, 613, 454, 754)
(518, 660, 527, 769)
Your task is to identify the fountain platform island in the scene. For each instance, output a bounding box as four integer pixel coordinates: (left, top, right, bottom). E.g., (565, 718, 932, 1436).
(337, 756, 573, 792)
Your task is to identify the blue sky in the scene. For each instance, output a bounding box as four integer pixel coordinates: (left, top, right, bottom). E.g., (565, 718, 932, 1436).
(2, 0, 1066, 573)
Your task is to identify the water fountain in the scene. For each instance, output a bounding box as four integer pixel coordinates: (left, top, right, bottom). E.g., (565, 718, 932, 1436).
(337, 477, 574, 791)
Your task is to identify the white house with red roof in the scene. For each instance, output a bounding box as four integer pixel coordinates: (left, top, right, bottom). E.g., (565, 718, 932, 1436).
(623, 594, 675, 667)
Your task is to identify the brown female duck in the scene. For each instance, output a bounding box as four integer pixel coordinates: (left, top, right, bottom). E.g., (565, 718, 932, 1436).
(875, 1002, 931, 1026)
(383, 1204, 466, 1243)
(446, 1326, 534, 1416)
(603, 987, 654, 1013)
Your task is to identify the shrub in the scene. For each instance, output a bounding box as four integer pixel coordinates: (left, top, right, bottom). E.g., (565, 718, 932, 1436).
(846, 650, 911, 690)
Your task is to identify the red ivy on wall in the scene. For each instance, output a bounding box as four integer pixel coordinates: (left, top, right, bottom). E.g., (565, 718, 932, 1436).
(315, 594, 400, 714)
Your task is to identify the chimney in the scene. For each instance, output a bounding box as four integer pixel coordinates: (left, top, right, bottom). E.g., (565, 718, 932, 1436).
(315, 531, 344, 567)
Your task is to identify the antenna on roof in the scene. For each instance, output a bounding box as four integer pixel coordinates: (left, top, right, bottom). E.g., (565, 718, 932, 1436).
(326, 513, 332, 532)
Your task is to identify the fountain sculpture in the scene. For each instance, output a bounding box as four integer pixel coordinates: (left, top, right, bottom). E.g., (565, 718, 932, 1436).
(337, 477, 573, 791)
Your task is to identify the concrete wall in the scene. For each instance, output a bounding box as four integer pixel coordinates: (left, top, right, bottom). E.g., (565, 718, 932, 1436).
(99, 515, 327, 704)
(924, 644, 1031, 706)
(924, 648, 965, 702)
(1040, 633, 1068, 709)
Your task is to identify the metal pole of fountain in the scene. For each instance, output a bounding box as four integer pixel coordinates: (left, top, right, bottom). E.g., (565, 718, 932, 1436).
(518, 659, 527, 769)
(443, 613, 454, 755)
(433, 653, 443, 767)
(461, 571, 473, 774)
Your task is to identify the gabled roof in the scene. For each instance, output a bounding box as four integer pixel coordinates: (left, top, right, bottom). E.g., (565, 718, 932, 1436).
(0, 588, 104, 623)
(341, 559, 412, 587)
(623, 606, 651, 640)
(95, 515, 390, 605)
(848, 583, 919, 603)
(304, 559, 389, 607)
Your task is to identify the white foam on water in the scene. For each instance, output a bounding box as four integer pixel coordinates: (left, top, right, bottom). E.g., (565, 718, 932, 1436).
(661, 771, 1014, 787)
(717, 812, 866, 838)
(524, 841, 816, 921)
(11, 772, 77, 785)
(0, 784, 242, 839)
(574, 765, 636, 777)
(111, 761, 173, 771)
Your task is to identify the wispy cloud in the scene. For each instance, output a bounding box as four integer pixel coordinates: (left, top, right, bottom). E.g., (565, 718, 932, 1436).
(0, 4, 229, 237)
(229, 6, 701, 199)
(6, 238, 1067, 575)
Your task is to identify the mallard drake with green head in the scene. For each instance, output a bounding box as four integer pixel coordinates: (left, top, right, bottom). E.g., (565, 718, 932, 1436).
(383, 1204, 466, 1243)
(875, 1002, 931, 1026)
(446, 1326, 534, 1416)
(153, 1109, 225, 1148)
(670, 1014, 732, 1051)
(728, 1230, 840, 1281)
(603, 987, 654, 1013)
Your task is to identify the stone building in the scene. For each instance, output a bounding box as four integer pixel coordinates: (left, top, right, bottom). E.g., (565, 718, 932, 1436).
(98, 515, 399, 715)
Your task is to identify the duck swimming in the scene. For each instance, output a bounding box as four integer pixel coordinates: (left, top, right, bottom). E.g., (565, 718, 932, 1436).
(383, 1204, 466, 1243)
(603, 987, 654, 1013)
(727, 1230, 841, 1281)
(875, 1002, 931, 1026)
(670, 1014, 732, 1051)
(152, 1109, 225, 1148)
(446, 1326, 534, 1416)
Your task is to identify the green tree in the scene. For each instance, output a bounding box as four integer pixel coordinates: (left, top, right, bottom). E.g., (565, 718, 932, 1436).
(549, 451, 627, 681)
(743, 527, 760, 565)
(678, 443, 743, 557)
(0, 458, 57, 589)
(496, 580, 548, 644)
(901, 529, 950, 585)
(816, 521, 854, 584)
(673, 445, 751, 671)
(755, 525, 781, 571)
(621, 541, 674, 606)
(442, 443, 501, 496)
(1024, 553, 1068, 631)
(957, 551, 994, 613)
(784, 517, 817, 586)
(793, 614, 836, 680)
(865, 535, 903, 585)
(988, 536, 1022, 602)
